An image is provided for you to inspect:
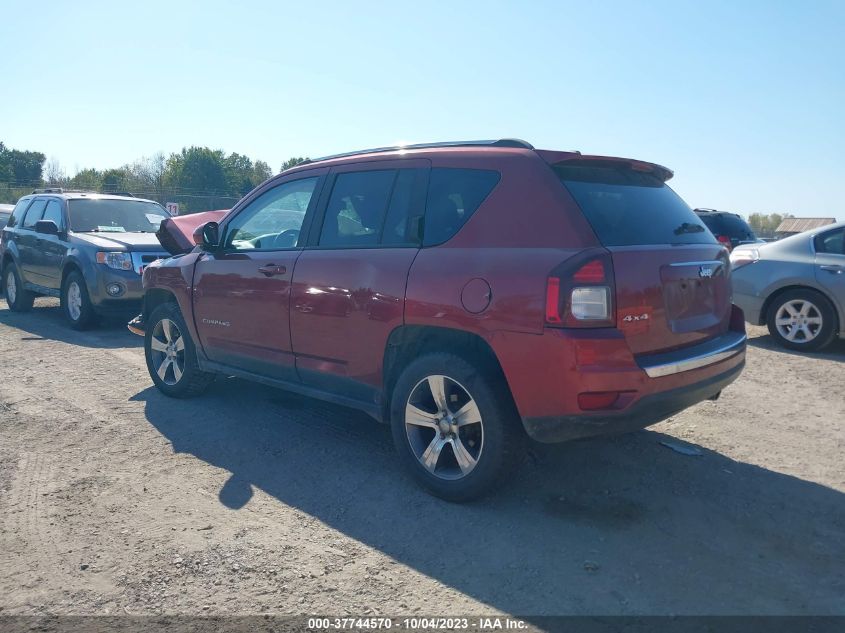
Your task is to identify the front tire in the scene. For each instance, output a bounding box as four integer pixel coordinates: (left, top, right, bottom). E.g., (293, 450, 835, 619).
(4, 263, 34, 312)
(145, 302, 215, 397)
(766, 288, 837, 352)
(390, 353, 525, 502)
(61, 271, 97, 329)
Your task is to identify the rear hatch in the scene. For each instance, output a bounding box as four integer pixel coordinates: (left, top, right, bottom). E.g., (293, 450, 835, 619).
(554, 160, 731, 355)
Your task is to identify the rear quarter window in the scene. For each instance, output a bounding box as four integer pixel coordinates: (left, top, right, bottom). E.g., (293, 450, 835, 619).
(423, 168, 500, 246)
(556, 165, 715, 247)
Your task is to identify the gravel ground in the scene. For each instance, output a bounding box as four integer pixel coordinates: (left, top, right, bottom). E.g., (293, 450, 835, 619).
(1, 297, 843, 617)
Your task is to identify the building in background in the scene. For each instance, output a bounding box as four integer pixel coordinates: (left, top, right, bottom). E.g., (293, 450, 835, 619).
(775, 217, 836, 239)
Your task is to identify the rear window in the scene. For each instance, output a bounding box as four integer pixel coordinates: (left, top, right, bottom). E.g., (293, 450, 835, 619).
(424, 168, 500, 246)
(716, 214, 756, 239)
(556, 165, 715, 247)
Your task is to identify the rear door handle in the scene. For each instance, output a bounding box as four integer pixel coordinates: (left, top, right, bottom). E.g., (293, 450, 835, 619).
(819, 265, 844, 274)
(258, 264, 287, 277)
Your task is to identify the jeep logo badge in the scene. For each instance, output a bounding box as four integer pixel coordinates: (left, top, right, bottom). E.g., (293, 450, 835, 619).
(698, 266, 714, 278)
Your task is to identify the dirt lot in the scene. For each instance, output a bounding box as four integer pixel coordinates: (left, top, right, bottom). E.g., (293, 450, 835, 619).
(1, 297, 843, 617)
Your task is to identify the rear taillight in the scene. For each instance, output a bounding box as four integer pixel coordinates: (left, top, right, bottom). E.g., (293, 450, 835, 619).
(545, 250, 616, 328)
(716, 235, 733, 252)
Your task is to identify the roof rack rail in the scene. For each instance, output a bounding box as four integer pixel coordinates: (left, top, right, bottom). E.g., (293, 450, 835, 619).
(300, 139, 534, 167)
(105, 191, 137, 197)
(32, 187, 64, 194)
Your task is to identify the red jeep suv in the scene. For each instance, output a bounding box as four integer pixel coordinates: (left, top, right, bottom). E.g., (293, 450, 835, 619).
(134, 139, 746, 500)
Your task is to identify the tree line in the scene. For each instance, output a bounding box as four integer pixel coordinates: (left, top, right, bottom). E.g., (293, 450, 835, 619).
(0, 141, 307, 213)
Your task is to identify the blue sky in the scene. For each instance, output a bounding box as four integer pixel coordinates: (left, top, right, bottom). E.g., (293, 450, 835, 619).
(2, 0, 843, 220)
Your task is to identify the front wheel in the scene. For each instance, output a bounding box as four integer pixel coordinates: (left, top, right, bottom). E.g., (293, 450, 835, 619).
(62, 271, 97, 329)
(766, 289, 837, 352)
(145, 302, 215, 397)
(390, 353, 525, 502)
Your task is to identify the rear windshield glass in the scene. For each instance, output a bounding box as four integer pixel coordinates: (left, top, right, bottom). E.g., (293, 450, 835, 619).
(67, 199, 169, 233)
(718, 214, 756, 239)
(555, 165, 715, 247)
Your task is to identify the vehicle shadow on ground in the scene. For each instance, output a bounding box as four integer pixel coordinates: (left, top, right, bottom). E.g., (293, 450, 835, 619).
(133, 378, 845, 615)
(0, 299, 140, 349)
(747, 333, 845, 362)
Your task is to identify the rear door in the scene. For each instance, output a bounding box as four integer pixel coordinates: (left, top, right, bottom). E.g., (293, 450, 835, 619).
(191, 171, 326, 379)
(289, 160, 428, 403)
(556, 163, 730, 355)
(17, 198, 48, 281)
(813, 227, 845, 314)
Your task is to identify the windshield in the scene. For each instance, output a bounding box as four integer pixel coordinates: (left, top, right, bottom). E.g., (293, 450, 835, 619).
(67, 199, 169, 233)
(556, 164, 717, 247)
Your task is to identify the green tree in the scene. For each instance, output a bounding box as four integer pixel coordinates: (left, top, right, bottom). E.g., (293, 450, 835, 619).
(280, 156, 309, 172)
(165, 147, 228, 194)
(0, 142, 45, 186)
(68, 168, 103, 191)
(101, 168, 132, 192)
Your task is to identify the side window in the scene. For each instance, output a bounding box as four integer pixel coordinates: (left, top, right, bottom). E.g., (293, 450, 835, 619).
(7, 198, 33, 228)
(42, 200, 63, 228)
(815, 228, 845, 255)
(22, 199, 47, 229)
(319, 170, 396, 247)
(225, 177, 318, 250)
(423, 168, 500, 246)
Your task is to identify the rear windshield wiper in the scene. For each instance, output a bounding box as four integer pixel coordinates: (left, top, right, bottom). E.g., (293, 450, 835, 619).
(673, 222, 705, 235)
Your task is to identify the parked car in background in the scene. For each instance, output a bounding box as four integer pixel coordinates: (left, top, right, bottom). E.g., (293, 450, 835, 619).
(0, 204, 13, 230)
(731, 221, 844, 351)
(0, 190, 171, 328)
(133, 139, 746, 500)
(694, 208, 760, 251)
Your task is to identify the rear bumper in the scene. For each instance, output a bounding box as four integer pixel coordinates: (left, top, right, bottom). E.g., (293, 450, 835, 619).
(489, 307, 747, 443)
(523, 360, 744, 443)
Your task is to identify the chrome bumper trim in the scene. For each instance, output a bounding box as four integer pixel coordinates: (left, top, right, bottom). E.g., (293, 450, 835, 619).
(640, 332, 747, 378)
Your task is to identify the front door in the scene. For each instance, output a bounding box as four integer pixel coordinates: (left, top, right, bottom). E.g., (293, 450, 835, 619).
(192, 173, 325, 380)
(32, 199, 67, 289)
(290, 162, 427, 403)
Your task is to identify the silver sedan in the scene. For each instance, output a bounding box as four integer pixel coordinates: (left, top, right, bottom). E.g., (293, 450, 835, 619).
(731, 221, 844, 351)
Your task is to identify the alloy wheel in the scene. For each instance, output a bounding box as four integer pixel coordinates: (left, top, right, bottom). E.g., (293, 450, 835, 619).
(6, 271, 16, 305)
(775, 299, 823, 343)
(150, 318, 186, 385)
(404, 375, 484, 480)
(67, 281, 82, 321)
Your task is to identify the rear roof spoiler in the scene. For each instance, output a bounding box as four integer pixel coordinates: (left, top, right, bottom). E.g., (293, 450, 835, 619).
(536, 150, 674, 182)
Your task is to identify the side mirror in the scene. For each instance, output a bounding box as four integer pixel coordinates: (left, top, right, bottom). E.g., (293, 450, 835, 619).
(35, 220, 59, 235)
(193, 221, 220, 249)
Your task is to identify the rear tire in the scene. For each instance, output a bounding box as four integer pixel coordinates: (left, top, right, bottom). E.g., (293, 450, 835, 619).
(3, 263, 34, 312)
(389, 353, 525, 502)
(766, 288, 837, 352)
(145, 302, 215, 397)
(61, 271, 97, 330)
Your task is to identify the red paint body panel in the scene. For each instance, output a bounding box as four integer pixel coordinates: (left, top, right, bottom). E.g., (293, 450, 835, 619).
(290, 249, 416, 395)
(192, 250, 301, 378)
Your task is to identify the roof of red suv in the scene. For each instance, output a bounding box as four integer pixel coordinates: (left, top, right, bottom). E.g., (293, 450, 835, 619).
(281, 139, 674, 182)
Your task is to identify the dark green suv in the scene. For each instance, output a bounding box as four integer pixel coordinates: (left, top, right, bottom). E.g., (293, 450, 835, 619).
(0, 190, 171, 328)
